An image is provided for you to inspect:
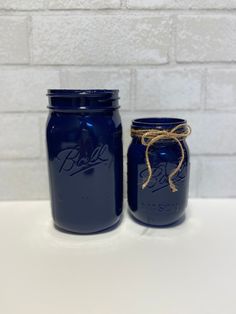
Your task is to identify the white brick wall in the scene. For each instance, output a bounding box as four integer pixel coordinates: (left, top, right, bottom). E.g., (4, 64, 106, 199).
(32, 15, 171, 65)
(127, 0, 236, 9)
(0, 114, 40, 159)
(176, 16, 236, 62)
(135, 69, 202, 110)
(0, 0, 46, 10)
(0, 161, 48, 200)
(206, 70, 236, 110)
(48, 0, 121, 9)
(0, 17, 29, 64)
(0, 68, 60, 112)
(199, 157, 236, 198)
(0, 1, 235, 200)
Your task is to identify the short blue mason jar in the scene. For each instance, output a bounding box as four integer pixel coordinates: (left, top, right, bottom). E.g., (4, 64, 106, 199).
(128, 118, 190, 227)
(46, 90, 123, 234)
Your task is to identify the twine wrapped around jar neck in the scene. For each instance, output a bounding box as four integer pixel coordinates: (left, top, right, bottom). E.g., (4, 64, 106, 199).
(131, 123, 192, 192)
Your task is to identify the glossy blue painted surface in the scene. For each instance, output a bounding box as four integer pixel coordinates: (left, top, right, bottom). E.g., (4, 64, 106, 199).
(46, 90, 123, 234)
(128, 118, 190, 227)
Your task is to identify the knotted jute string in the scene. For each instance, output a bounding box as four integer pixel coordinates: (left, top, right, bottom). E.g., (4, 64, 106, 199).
(131, 123, 191, 192)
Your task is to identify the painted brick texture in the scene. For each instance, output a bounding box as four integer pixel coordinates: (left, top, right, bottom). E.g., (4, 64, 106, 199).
(31, 16, 171, 65)
(0, 17, 29, 64)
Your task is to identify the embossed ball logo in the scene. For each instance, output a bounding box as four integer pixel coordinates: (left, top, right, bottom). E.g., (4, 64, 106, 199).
(139, 162, 187, 193)
(56, 144, 110, 176)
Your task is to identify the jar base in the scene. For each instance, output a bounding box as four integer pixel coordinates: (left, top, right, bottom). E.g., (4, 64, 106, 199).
(53, 215, 123, 235)
(128, 211, 185, 228)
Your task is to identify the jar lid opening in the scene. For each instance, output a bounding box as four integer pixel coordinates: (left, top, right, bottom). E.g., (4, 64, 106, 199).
(132, 117, 187, 129)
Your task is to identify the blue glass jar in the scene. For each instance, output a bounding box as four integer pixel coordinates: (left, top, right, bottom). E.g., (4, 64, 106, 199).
(128, 118, 191, 227)
(46, 90, 123, 234)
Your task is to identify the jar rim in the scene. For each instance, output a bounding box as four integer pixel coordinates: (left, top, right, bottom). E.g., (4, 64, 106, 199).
(47, 89, 119, 111)
(132, 117, 187, 129)
(47, 89, 119, 98)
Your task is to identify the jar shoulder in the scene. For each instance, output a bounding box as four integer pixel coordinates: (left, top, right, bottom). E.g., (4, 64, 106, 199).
(128, 139, 189, 162)
(47, 111, 122, 135)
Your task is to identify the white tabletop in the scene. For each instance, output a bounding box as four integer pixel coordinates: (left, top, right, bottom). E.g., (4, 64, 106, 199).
(0, 199, 236, 314)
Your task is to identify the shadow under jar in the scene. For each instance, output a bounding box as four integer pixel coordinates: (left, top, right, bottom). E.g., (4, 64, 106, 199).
(128, 118, 190, 227)
(46, 90, 123, 234)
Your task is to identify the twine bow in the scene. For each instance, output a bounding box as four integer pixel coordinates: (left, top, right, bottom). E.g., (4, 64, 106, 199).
(131, 123, 191, 192)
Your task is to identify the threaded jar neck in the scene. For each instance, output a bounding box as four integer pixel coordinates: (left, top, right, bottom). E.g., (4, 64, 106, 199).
(47, 89, 119, 112)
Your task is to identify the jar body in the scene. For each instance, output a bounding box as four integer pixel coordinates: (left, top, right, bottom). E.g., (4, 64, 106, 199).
(128, 118, 190, 227)
(46, 91, 123, 234)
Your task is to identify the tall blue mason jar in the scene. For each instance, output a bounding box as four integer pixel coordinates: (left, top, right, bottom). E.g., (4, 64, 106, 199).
(128, 118, 191, 227)
(46, 90, 123, 234)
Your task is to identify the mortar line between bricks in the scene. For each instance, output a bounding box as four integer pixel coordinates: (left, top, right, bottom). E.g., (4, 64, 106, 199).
(58, 67, 64, 88)
(198, 68, 206, 112)
(0, 154, 235, 162)
(122, 108, 236, 113)
(38, 116, 46, 160)
(0, 197, 50, 202)
(2, 9, 236, 15)
(123, 112, 236, 117)
(202, 68, 208, 110)
(0, 110, 47, 114)
(3, 63, 236, 68)
(191, 154, 236, 157)
(0, 109, 136, 114)
(169, 14, 177, 65)
(199, 195, 236, 199)
(195, 155, 202, 197)
(167, 15, 175, 65)
(190, 155, 200, 197)
(28, 15, 33, 65)
(0, 158, 45, 162)
(3, 108, 236, 114)
(130, 68, 136, 112)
